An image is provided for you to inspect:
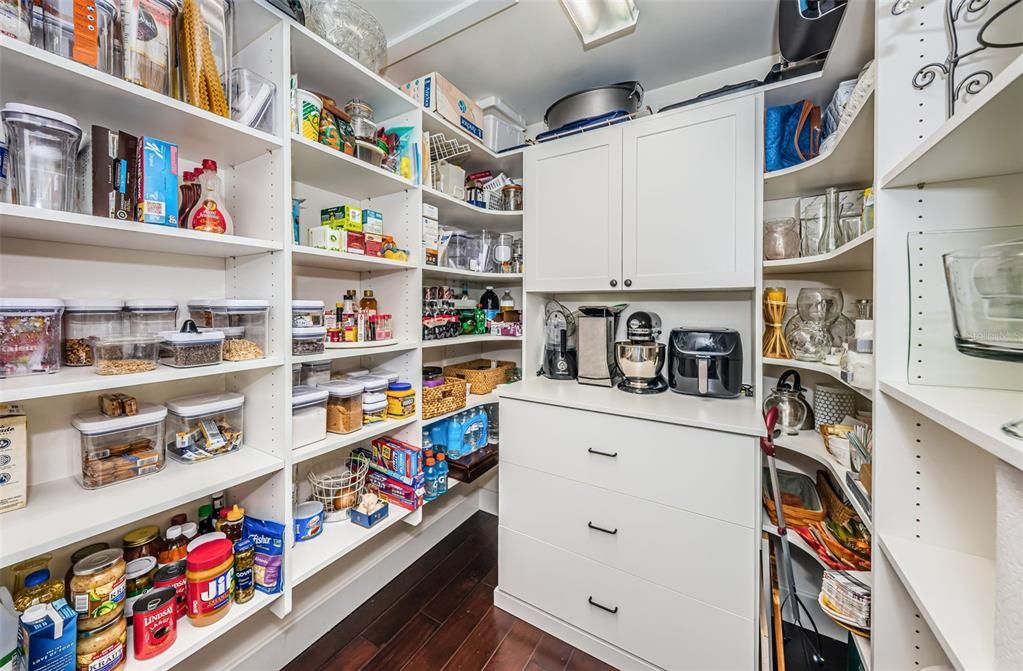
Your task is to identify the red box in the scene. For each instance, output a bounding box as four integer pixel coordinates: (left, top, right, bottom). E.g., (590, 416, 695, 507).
(366, 470, 423, 510)
(365, 233, 383, 257)
(346, 231, 365, 255)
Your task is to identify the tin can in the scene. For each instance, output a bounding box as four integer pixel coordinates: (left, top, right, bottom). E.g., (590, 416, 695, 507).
(131, 587, 177, 660)
(153, 561, 187, 620)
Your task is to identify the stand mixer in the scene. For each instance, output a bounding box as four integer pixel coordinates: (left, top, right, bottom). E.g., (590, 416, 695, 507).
(615, 311, 668, 394)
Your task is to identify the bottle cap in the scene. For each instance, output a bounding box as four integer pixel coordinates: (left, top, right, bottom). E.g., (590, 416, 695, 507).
(165, 524, 182, 540)
(202, 159, 218, 172)
(437, 453, 446, 461)
(226, 504, 245, 522)
(198, 503, 212, 519)
(24, 569, 50, 587)
(426, 458, 436, 466)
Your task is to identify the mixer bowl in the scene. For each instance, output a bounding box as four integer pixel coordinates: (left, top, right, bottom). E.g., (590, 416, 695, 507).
(615, 341, 665, 380)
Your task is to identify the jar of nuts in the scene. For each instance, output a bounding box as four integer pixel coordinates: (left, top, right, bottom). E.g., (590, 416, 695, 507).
(62, 299, 125, 366)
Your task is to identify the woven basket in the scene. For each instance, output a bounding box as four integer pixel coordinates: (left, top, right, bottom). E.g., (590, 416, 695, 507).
(816, 470, 858, 527)
(442, 359, 514, 395)
(422, 376, 467, 419)
(763, 468, 826, 527)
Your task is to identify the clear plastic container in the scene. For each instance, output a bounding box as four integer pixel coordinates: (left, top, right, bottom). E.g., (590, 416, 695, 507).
(1, 0, 32, 42)
(122, 0, 178, 95)
(292, 362, 301, 386)
(62, 299, 124, 366)
(179, 0, 232, 114)
(165, 391, 244, 463)
(369, 368, 398, 385)
(209, 299, 269, 360)
(322, 380, 363, 434)
(363, 399, 387, 424)
(0, 298, 64, 377)
(159, 329, 224, 367)
(40, 0, 119, 75)
(72, 403, 167, 489)
(91, 334, 161, 375)
(293, 326, 326, 356)
(292, 300, 324, 327)
(301, 361, 331, 386)
(350, 374, 387, 393)
(230, 68, 275, 134)
(2, 103, 82, 211)
(126, 300, 178, 336)
(187, 299, 215, 327)
(292, 385, 328, 448)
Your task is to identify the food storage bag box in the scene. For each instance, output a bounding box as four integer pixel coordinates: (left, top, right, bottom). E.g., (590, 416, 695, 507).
(209, 299, 269, 360)
(368, 436, 422, 486)
(308, 225, 342, 252)
(0, 299, 64, 378)
(292, 300, 324, 327)
(0, 404, 27, 513)
(136, 136, 179, 226)
(292, 385, 328, 448)
(165, 392, 244, 464)
(91, 126, 138, 220)
(403, 72, 484, 142)
(365, 469, 423, 511)
(72, 403, 167, 489)
(18, 600, 77, 671)
(321, 205, 362, 232)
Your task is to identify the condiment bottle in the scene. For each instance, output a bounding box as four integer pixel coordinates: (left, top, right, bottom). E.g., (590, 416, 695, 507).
(359, 290, 377, 315)
(13, 570, 65, 611)
(211, 492, 226, 519)
(180, 522, 198, 542)
(158, 526, 187, 566)
(221, 505, 245, 542)
(342, 291, 357, 343)
(197, 504, 216, 535)
(233, 539, 255, 604)
(187, 159, 234, 235)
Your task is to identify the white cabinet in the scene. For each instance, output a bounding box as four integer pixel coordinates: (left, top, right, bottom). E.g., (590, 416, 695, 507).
(523, 95, 759, 292)
(524, 126, 622, 292)
(622, 96, 758, 290)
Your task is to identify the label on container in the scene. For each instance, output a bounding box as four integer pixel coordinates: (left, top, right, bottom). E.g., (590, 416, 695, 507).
(133, 592, 177, 660)
(190, 201, 228, 234)
(187, 565, 233, 617)
(71, 0, 99, 68)
(79, 638, 126, 671)
(73, 574, 126, 617)
(235, 566, 253, 593)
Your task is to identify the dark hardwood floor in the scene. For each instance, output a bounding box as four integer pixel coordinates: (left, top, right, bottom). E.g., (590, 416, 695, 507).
(284, 511, 616, 671)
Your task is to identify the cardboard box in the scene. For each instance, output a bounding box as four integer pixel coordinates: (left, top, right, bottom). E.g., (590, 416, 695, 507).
(136, 136, 178, 226)
(346, 231, 365, 255)
(422, 203, 439, 220)
(321, 205, 362, 232)
(403, 72, 485, 142)
(18, 599, 77, 671)
(367, 437, 423, 485)
(0, 405, 27, 514)
(91, 126, 137, 220)
(366, 470, 423, 511)
(308, 225, 342, 252)
(365, 233, 383, 257)
(362, 209, 384, 235)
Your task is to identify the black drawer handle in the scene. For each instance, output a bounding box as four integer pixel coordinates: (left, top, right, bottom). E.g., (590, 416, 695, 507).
(587, 521, 618, 535)
(587, 447, 618, 458)
(588, 597, 619, 614)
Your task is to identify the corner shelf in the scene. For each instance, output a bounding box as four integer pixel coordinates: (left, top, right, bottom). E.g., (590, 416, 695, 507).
(291, 341, 418, 364)
(422, 187, 523, 233)
(422, 266, 522, 282)
(762, 511, 828, 569)
(763, 358, 872, 401)
(292, 244, 416, 272)
(290, 135, 416, 200)
(763, 231, 874, 275)
(421, 334, 523, 349)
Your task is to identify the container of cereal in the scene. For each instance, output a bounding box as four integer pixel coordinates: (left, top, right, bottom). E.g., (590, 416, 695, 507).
(292, 385, 328, 448)
(0, 298, 64, 377)
(91, 334, 161, 375)
(70, 548, 127, 629)
(62, 299, 124, 366)
(292, 326, 326, 356)
(72, 403, 166, 489)
(159, 324, 224, 368)
(125, 300, 178, 336)
(300, 360, 331, 386)
(292, 299, 324, 327)
(165, 391, 244, 463)
(209, 299, 269, 359)
(321, 380, 363, 434)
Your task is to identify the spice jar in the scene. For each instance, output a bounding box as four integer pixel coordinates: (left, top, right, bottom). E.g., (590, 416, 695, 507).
(122, 526, 161, 563)
(70, 548, 127, 629)
(61, 299, 124, 366)
(186, 538, 234, 627)
(233, 539, 255, 604)
(76, 613, 127, 671)
(375, 314, 393, 340)
(763, 218, 800, 260)
(125, 300, 178, 336)
(322, 380, 364, 434)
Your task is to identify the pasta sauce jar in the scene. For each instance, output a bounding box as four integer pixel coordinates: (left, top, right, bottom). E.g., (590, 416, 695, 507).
(186, 538, 234, 627)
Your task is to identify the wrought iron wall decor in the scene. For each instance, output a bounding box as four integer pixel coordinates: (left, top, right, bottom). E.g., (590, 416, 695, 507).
(891, 0, 1023, 118)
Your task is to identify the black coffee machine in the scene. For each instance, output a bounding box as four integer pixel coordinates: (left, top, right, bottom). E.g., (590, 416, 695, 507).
(667, 328, 743, 398)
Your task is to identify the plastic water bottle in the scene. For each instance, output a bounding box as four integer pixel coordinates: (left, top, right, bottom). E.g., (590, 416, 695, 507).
(436, 453, 449, 495)
(424, 457, 439, 502)
(447, 415, 464, 460)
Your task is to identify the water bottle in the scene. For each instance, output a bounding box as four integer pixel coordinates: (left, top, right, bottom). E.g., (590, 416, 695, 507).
(424, 457, 439, 501)
(436, 453, 449, 495)
(446, 416, 463, 460)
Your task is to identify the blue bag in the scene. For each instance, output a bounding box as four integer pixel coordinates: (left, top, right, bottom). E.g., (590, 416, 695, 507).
(765, 100, 821, 172)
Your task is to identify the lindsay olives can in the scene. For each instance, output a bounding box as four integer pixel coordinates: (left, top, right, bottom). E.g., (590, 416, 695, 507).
(131, 587, 177, 660)
(153, 561, 186, 620)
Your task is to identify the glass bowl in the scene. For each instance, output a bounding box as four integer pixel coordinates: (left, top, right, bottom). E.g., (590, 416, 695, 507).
(944, 240, 1023, 361)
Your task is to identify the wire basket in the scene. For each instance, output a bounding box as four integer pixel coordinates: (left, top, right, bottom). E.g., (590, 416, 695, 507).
(429, 132, 470, 165)
(308, 454, 369, 522)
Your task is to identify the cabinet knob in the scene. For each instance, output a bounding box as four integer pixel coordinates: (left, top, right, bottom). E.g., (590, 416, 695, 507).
(624, 279, 632, 287)
(609, 279, 618, 287)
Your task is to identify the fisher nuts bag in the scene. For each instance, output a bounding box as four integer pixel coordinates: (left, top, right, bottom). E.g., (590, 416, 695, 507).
(243, 516, 285, 594)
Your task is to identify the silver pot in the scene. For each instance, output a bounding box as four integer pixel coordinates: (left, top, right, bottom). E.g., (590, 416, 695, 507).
(615, 340, 665, 380)
(544, 81, 644, 130)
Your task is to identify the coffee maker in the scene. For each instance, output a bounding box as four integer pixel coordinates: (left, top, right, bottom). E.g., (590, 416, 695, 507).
(576, 305, 626, 387)
(541, 300, 577, 380)
(615, 311, 668, 394)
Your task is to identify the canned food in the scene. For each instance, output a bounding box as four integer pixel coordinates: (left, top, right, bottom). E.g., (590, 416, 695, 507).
(132, 587, 178, 660)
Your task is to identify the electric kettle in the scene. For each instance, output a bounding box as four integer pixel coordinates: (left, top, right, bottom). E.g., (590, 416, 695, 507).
(763, 369, 815, 435)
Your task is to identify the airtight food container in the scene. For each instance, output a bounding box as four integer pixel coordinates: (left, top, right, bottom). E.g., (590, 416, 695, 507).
(321, 380, 364, 434)
(292, 299, 324, 328)
(300, 361, 331, 386)
(0, 298, 64, 377)
(165, 392, 244, 464)
(62, 299, 125, 366)
(209, 299, 270, 359)
(187, 299, 215, 327)
(126, 300, 178, 336)
(350, 374, 388, 393)
(292, 326, 326, 356)
(363, 398, 388, 425)
(159, 329, 224, 368)
(72, 403, 167, 489)
(292, 385, 328, 448)
(91, 334, 161, 375)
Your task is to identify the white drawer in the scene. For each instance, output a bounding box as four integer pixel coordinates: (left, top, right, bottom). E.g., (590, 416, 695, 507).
(499, 526, 754, 670)
(500, 398, 757, 527)
(499, 462, 755, 618)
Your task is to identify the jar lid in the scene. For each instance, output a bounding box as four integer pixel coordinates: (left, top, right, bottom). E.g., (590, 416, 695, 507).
(123, 525, 160, 548)
(502, 184, 523, 191)
(69, 542, 110, 565)
(234, 538, 254, 553)
(186, 538, 233, 572)
(210, 299, 271, 311)
(319, 380, 364, 398)
(362, 391, 386, 405)
(63, 299, 124, 312)
(72, 403, 167, 434)
(165, 391, 244, 417)
(125, 556, 157, 579)
(388, 382, 412, 392)
(160, 329, 225, 343)
(295, 500, 324, 518)
(0, 298, 64, 309)
(73, 548, 123, 576)
(370, 368, 399, 383)
(165, 525, 182, 540)
(363, 399, 388, 412)
(1, 103, 80, 131)
(24, 569, 50, 587)
(187, 298, 213, 309)
(293, 326, 327, 337)
(154, 561, 185, 583)
(292, 384, 329, 408)
(292, 300, 324, 310)
(186, 531, 228, 554)
(180, 522, 198, 539)
(125, 299, 178, 311)
(423, 366, 442, 376)
(76, 612, 124, 639)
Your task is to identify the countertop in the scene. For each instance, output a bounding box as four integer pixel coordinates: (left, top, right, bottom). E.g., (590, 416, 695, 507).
(497, 377, 767, 437)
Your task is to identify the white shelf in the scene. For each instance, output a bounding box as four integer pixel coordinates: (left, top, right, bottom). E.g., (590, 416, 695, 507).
(763, 231, 874, 275)
(0, 447, 283, 568)
(290, 135, 416, 200)
(422, 111, 524, 178)
(764, 92, 875, 200)
(0, 204, 283, 257)
(422, 266, 522, 282)
(0, 357, 284, 403)
(291, 341, 418, 364)
(126, 591, 280, 671)
(292, 415, 419, 463)
(762, 512, 827, 569)
(422, 391, 499, 425)
(422, 187, 523, 233)
(0, 37, 282, 165)
(879, 378, 1023, 471)
(879, 534, 995, 670)
(292, 244, 416, 272)
(291, 508, 412, 584)
(853, 633, 872, 671)
(421, 334, 523, 349)
(882, 52, 1023, 188)
(764, 358, 872, 401)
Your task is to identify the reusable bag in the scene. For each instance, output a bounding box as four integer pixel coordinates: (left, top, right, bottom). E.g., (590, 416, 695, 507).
(765, 100, 821, 171)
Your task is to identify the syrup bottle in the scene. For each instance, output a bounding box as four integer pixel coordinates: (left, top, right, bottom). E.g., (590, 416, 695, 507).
(188, 159, 234, 235)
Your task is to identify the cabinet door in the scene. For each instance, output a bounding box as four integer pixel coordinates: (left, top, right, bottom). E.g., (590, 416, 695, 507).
(621, 95, 758, 290)
(524, 127, 622, 292)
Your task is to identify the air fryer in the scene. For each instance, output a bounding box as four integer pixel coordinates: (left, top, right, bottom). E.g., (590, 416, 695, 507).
(767, 0, 846, 80)
(667, 328, 744, 399)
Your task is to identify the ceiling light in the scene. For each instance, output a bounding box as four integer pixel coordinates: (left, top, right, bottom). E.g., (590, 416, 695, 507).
(560, 0, 639, 46)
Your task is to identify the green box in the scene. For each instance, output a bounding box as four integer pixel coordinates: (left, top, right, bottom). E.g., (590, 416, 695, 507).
(321, 205, 363, 232)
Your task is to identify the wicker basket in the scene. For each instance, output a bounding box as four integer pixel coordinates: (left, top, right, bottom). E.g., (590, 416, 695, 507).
(442, 359, 515, 395)
(422, 376, 467, 419)
(816, 470, 858, 527)
(308, 455, 369, 522)
(763, 468, 827, 528)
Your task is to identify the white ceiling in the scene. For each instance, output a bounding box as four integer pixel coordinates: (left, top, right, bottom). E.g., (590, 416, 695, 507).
(370, 0, 780, 125)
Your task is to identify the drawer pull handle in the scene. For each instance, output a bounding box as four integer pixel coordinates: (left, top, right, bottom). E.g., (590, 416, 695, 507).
(587, 447, 618, 458)
(587, 522, 618, 535)
(588, 597, 619, 614)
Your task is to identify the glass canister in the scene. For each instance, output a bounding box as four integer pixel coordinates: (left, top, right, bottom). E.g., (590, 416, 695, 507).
(786, 288, 844, 363)
(125, 300, 178, 336)
(2, 103, 83, 211)
(502, 184, 522, 211)
(763, 218, 800, 260)
(944, 239, 1023, 360)
(343, 99, 376, 139)
(121, 0, 178, 96)
(306, 0, 387, 73)
(798, 194, 827, 258)
(62, 299, 124, 366)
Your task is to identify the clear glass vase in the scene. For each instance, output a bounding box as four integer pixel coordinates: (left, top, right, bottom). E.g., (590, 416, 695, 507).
(764, 218, 800, 260)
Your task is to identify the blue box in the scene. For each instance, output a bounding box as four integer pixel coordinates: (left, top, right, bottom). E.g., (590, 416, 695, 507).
(18, 599, 77, 671)
(136, 136, 179, 226)
(348, 501, 389, 528)
(362, 208, 383, 235)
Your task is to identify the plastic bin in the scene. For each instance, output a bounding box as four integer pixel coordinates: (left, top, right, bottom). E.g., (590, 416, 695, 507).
(1, 103, 82, 211)
(62, 299, 124, 366)
(92, 335, 161, 375)
(292, 300, 324, 327)
(0, 298, 64, 377)
(292, 326, 326, 356)
(363, 398, 387, 425)
(159, 329, 224, 367)
(72, 403, 167, 489)
(230, 68, 276, 134)
(210, 299, 270, 360)
(125, 300, 178, 336)
(292, 385, 328, 448)
(165, 391, 244, 463)
(187, 299, 215, 327)
(321, 380, 363, 434)
(301, 361, 331, 386)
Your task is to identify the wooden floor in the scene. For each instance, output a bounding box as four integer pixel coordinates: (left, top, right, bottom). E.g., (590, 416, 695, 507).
(284, 511, 617, 671)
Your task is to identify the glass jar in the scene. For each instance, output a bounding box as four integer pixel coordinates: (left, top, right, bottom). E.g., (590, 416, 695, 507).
(62, 299, 124, 366)
(0, 298, 64, 377)
(502, 184, 523, 211)
(322, 380, 364, 434)
(233, 539, 255, 604)
(122, 526, 161, 563)
(818, 187, 846, 254)
(70, 548, 127, 629)
(164, 391, 244, 463)
(125, 300, 178, 336)
(763, 218, 800, 260)
(343, 99, 376, 139)
(854, 299, 873, 320)
(798, 194, 827, 257)
(71, 403, 167, 489)
(375, 314, 393, 340)
(786, 288, 845, 363)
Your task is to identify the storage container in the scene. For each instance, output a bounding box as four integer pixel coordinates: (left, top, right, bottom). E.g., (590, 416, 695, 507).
(61, 299, 124, 366)
(370, 368, 398, 385)
(1, 103, 82, 211)
(292, 326, 326, 356)
(292, 300, 324, 327)
(187, 299, 215, 327)
(40, 0, 119, 74)
(91, 334, 161, 375)
(350, 374, 387, 393)
(1, 0, 32, 41)
(386, 382, 415, 418)
(122, 0, 178, 96)
(71, 403, 167, 489)
(230, 68, 276, 134)
(363, 398, 387, 424)
(125, 300, 178, 336)
(300, 360, 331, 386)
(0, 298, 64, 377)
(292, 385, 328, 448)
(322, 380, 363, 434)
(482, 113, 525, 153)
(293, 501, 324, 541)
(165, 392, 244, 463)
(292, 362, 302, 386)
(159, 328, 224, 368)
(209, 299, 270, 360)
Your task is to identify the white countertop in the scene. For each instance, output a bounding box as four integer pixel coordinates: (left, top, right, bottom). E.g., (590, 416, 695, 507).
(497, 377, 767, 437)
